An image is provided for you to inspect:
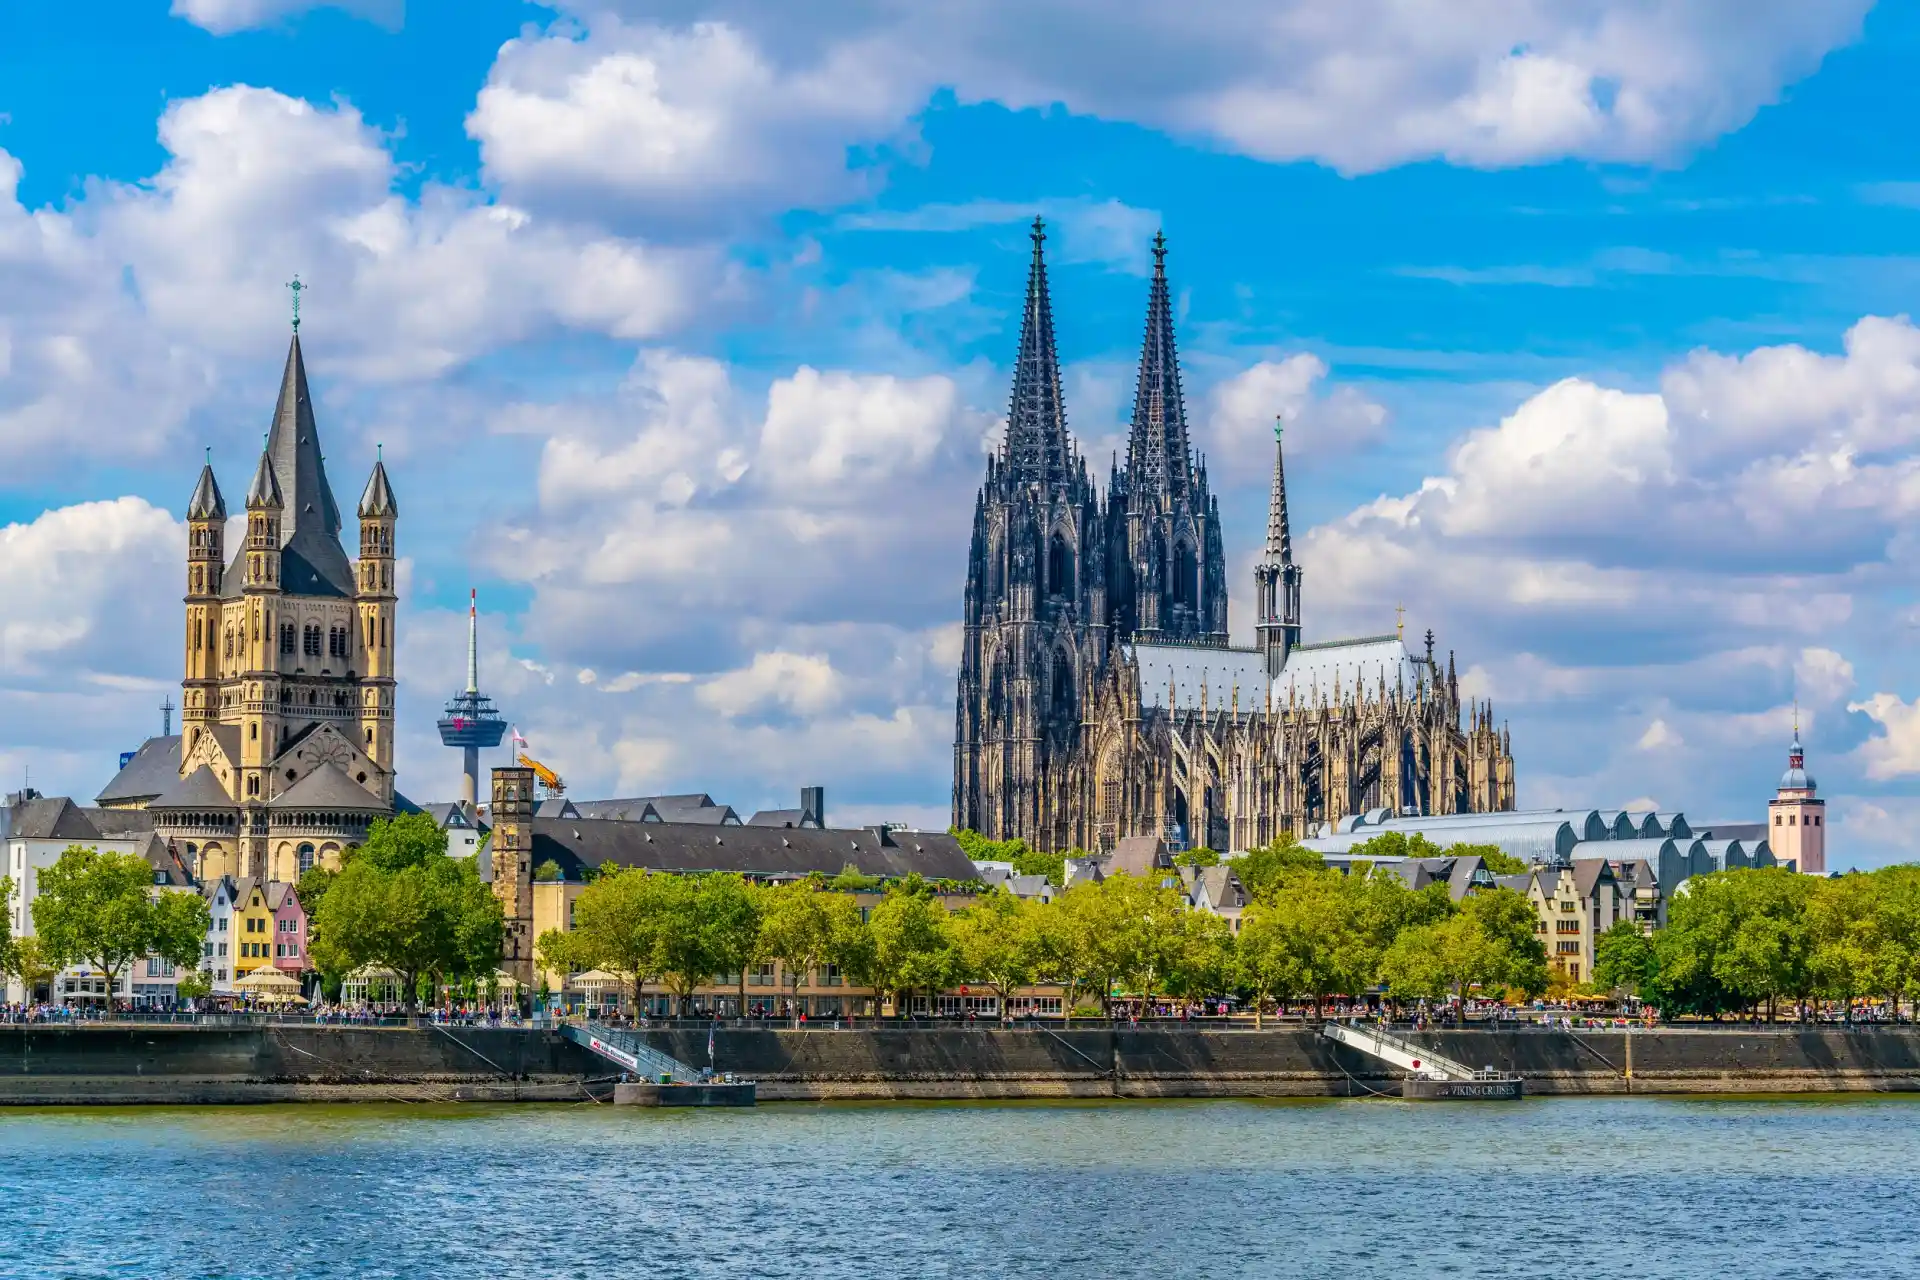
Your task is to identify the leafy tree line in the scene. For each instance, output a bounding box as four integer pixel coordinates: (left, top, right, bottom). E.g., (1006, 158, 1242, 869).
(1595, 865, 1920, 1021)
(534, 840, 1550, 1019)
(0, 854, 209, 1009)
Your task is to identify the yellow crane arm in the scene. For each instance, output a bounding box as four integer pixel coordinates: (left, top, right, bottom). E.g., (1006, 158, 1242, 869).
(517, 753, 565, 795)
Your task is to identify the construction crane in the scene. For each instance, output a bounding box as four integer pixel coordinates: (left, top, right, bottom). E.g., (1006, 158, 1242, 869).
(518, 753, 565, 797)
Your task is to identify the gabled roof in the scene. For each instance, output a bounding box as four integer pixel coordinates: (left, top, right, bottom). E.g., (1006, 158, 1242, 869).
(150, 766, 237, 811)
(95, 735, 183, 805)
(535, 798, 580, 819)
(142, 833, 193, 887)
(5, 796, 104, 841)
(748, 808, 805, 828)
(268, 763, 386, 811)
(485, 821, 978, 884)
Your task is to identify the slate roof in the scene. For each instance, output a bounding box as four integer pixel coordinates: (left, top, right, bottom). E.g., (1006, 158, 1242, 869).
(96, 735, 183, 806)
(421, 802, 489, 833)
(221, 335, 357, 600)
(2, 796, 157, 845)
(150, 766, 238, 811)
(1695, 821, 1767, 843)
(143, 833, 194, 886)
(482, 820, 977, 883)
(358, 458, 398, 518)
(571, 794, 742, 825)
(268, 763, 387, 811)
(187, 463, 227, 521)
(748, 809, 805, 828)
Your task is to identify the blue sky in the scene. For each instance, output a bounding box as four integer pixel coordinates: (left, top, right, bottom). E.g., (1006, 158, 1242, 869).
(4, 0, 1920, 865)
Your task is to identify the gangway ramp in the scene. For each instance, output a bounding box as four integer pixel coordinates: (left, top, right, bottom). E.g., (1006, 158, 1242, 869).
(559, 1023, 756, 1107)
(562, 1023, 697, 1082)
(1321, 1022, 1523, 1100)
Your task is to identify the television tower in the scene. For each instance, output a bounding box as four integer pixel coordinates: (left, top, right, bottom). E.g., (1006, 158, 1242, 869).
(436, 589, 507, 808)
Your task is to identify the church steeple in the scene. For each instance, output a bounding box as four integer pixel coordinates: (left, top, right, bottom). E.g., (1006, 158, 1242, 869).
(1001, 217, 1073, 488)
(1125, 231, 1192, 501)
(1255, 418, 1302, 677)
(262, 333, 356, 597)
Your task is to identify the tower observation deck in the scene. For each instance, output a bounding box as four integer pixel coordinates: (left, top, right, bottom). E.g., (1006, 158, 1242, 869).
(438, 589, 507, 807)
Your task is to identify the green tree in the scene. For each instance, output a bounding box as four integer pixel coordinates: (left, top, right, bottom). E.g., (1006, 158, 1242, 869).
(1379, 886, 1545, 1005)
(1348, 830, 1445, 861)
(1164, 909, 1236, 1006)
(174, 968, 213, 1001)
(310, 843, 502, 1011)
(3, 935, 60, 1003)
(1228, 840, 1323, 904)
(695, 873, 763, 1016)
(1236, 867, 1373, 1023)
(352, 812, 450, 872)
(1044, 877, 1135, 1018)
(758, 879, 839, 1016)
(0, 875, 13, 977)
(535, 866, 676, 1011)
(533, 860, 564, 883)
(1446, 843, 1527, 875)
(952, 888, 1041, 1018)
(1649, 868, 1814, 1021)
(1594, 920, 1656, 998)
(1173, 847, 1221, 868)
(1100, 872, 1193, 1017)
(31, 847, 210, 1012)
(949, 827, 1065, 887)
(295, 863, 337, 921)
(867, 877, 958, 1016)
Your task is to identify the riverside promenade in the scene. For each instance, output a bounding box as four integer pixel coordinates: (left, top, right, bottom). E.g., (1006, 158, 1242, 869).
(4, 1021, 1920, 1104)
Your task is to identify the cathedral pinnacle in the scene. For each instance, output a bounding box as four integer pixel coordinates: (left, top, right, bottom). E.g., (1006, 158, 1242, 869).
(1125, 230, 1191, 499)
(1000, 217, 1073, 488)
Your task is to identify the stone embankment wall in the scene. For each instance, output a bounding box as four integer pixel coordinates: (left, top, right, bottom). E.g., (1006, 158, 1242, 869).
(4, 1025, 1920, 1104)
(0, 1025, 604, 1105)
(634, 1026, 1920, 1100)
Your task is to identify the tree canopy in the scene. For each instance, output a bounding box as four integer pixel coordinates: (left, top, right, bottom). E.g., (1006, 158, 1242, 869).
(29, 847, 209, 1009)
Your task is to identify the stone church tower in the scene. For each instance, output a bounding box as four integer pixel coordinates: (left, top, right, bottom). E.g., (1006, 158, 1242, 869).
(1109, 234, 1229, 648)
(953, 219, 1109, 845)
(115, 328, 403, 884)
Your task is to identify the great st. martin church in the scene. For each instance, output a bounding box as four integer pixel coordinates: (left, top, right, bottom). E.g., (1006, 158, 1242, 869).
(953, 223, 1515, 854)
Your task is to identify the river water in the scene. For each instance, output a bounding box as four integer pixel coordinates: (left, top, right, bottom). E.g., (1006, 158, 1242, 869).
(1, 1096, 1912, 1278)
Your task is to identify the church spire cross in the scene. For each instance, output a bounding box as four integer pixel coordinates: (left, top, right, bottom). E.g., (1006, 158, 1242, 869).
(286, 275, 305, 332)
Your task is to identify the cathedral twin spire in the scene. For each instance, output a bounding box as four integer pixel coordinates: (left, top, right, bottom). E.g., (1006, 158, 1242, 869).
(1000, 218, 1075, 489)
(1126, 232, 1194, 502)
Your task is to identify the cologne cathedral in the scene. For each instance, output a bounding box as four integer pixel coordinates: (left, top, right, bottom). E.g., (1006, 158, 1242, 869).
(952, 222, 1515, 854)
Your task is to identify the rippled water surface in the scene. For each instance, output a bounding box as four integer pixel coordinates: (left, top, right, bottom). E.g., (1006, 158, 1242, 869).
(1, 1096, 1914, 1278)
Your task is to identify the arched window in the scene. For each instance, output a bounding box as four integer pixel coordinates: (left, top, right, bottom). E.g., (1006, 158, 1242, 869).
(1172, 543, 1197, 609)
(303, 625, 322, 657)
(280, 623, 296, 655)
(297, 843, 316, 875)
(1051, 650, 1075, 720)
(1048, 531, 1072, 598)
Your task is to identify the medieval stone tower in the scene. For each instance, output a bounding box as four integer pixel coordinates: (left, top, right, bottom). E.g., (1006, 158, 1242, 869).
(953, 219, 1109, 843)
(146, 329, 401, 883)
(490, 765, 537, 985)
(1109, 233, 1229, 648)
